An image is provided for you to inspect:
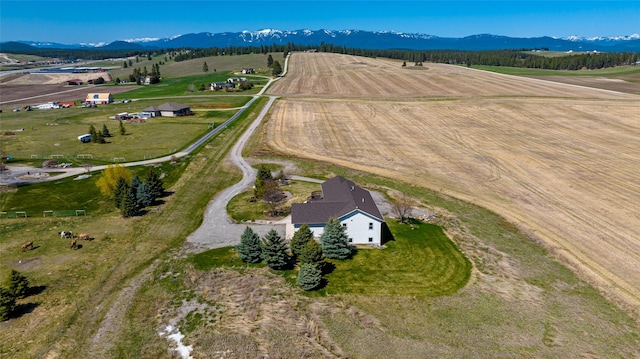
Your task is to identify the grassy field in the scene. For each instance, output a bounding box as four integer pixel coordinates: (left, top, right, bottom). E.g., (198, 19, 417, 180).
(3, 51, 640, 358)
(472, 64, 640, 77)
(0, 95, 252, 163)
(0, 96, 268, 358)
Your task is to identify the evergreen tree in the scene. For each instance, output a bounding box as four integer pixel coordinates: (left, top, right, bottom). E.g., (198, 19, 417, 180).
(119, 120, 126, 135)
(145, 169, 165, 198)
(320, 218, 352, 259)
(95, 130, 105, 144)
(0, 286, 16, 321)
(102, 124, 111, 137)
(297, 263, 322, 291)
(130, 175, 142, 195)
(299, 240, 324, 264)
(290, 223, 314, 259)
(236, 227, 262, 263)
(113, 177, 129, 209)
(4, 270, 29, 299)
(267, 54, 274, 67)
(202, 61, 209, 72)
(261, 229, 290, 270)
(253, 165, 273, 198)
(136, 181, 155, 208)
(272, 60, 283, 76)
(89, 124, 97, 142)
(123, 61, 128, 69)
(121, 187, 138, 217)
(128, 59, 133, 66)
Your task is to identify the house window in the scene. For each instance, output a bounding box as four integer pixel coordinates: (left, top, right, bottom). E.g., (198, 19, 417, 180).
(348, 238, 353, 243)
(368, 237, 373, 243)
(369, 222, 373, 230)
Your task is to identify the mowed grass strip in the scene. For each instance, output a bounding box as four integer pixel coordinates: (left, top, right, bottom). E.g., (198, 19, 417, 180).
(188, 219, 471, 297)
(325, 220, 471, 296)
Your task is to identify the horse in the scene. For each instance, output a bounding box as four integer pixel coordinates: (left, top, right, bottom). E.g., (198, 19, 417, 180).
(78, 233, 90, 241)
(21, 241, 34, 252)
(70, 239, 77, 249)
(59, 231, 73, 239)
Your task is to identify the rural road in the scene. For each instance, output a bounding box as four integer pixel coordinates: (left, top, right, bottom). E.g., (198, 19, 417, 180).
(184, 95, 288, 252)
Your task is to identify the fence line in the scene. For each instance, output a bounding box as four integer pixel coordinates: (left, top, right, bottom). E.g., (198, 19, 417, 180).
(0, 210, 88, 219)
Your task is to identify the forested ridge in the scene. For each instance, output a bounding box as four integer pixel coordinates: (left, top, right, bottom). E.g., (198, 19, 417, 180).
(3, 42, 638, 71)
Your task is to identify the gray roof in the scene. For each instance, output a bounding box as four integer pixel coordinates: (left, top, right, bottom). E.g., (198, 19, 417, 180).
(142, 102, 190, 113)
(158, 102, 190, 112)
(291, 176, 384, 225)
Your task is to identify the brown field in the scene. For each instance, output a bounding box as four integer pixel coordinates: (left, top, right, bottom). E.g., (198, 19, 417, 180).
(0, 73, 134, 110)
(266, 52, 640, 314)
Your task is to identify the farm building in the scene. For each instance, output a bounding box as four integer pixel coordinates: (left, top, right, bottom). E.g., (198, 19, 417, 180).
(241, 67, 254, 74)
(85, 93, 113, 105)
(289, 176, 385, 245)
(77, 134, 92, 143)
(211, 82, 234, 91)
(141, 102, 192, 117)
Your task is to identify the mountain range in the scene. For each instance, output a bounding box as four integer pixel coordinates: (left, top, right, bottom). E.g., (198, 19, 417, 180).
(3, 29, 640, 52)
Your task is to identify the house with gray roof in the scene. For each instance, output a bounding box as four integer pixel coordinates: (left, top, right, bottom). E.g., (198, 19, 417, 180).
(141, 102, 192, 118)
(289, 176, 385, 245)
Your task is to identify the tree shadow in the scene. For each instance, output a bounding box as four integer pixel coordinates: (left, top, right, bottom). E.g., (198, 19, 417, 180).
(11, 302, 40, 319)
(319, 261, 335, 275)
(315, 278, 328, 291)
(28, 285, 46, 296)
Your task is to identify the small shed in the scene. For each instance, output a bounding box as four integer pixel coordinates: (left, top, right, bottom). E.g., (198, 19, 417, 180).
(77, 134, 92, 143)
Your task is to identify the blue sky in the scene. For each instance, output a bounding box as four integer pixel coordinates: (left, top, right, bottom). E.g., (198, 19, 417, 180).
(1, 1, 638, 44)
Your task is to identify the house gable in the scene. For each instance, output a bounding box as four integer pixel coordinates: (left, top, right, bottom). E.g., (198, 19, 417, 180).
(290, 176, 385, 245)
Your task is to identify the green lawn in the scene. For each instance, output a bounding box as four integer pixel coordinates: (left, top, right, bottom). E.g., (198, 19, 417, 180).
(324, 220, 471, 296)
(188, 219, 471, 297)
(0, 96, 252, 163)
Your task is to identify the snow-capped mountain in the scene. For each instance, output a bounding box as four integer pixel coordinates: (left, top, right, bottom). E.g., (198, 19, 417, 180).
(3, 29, 640, 52)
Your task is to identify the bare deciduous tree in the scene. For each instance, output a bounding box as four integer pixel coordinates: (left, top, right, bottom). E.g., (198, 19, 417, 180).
(393, 193, 415, 224)
(262, 179, 284, 216)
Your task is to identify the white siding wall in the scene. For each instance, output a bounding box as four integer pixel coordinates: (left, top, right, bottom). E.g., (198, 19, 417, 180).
(292, 210, 382, 246)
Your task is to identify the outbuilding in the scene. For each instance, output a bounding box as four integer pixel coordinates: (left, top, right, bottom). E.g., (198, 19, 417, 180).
(77, 134, 92, 143)
(85, 93, 113, 105)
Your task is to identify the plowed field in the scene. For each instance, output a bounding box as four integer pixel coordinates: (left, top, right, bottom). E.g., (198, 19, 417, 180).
(266, 52, 640, 311)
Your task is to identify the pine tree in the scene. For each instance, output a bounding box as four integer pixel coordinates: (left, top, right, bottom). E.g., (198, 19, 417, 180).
(136, 181, 155, 208)
(119, 120, 126, 135)
(89, 124, 97, 142)
(236, 227, 262, 263)
(4, 270, 29, 299)
(261, 229, 290, 270)
(320, 218, 352, 259)
(202, 61, 209, 72)
(123, 61, 128, 69)
(113, 177, 129, 209)
(297, 263, 322, 291)
(272, 61, 283, 76)
(299, 240, 324, 264)
(253, 165, 272, 198)
(267, 54, 274, 67)
(145, 169, 164, 198)
(130, 175, 142, 195)
(102, 124, 111, 137)
(290, 224, 313, 260)
(121, 187, 138, 217)
(0, 286, 16, 321)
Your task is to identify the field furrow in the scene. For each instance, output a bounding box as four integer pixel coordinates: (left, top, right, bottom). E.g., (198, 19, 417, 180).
(265, 52, 640, 311)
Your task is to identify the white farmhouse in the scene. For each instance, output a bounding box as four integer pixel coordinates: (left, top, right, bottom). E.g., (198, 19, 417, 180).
(289, 176, 385, 245)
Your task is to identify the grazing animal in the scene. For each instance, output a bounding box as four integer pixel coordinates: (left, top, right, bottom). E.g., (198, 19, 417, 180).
(21, 241, 34, 252)
(70, 239, 77, 249)
(59, 231, 73, 239)
(78, 233, 90, 241)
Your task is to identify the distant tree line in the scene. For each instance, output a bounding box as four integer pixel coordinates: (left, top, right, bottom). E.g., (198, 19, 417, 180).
(6, 43, 638, 71)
